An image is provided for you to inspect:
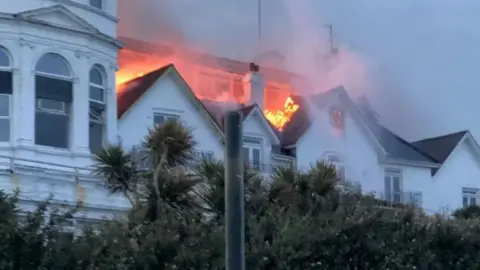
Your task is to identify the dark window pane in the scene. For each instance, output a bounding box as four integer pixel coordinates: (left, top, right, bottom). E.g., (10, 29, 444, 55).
(35, 112, 69, 148)
(0, 95, 9, 116)
(471, 197, 477, 205)
(243, 147, 249, 163)
(35, 53, 70, 76)
(463, 196, 469, 207)
(0, 118, 9, 141)
(89, 86, 104, 102)
(89, 122, 103, 153)
(0, 48, 9, 67)
(252, 148, 260, 169)
(89, 68, 103, 85)
(35, 76, 73, 103)
(384, 176, 391, 202)
(392, 176, 401, 192)
(0, 71, 12, 94)
(153, 114, 164, 125)
(90, 0, 102, 9)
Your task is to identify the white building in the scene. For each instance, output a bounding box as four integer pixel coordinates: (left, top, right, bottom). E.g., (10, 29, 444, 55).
(0, 0, 128, 224)
(1, 1, 480, 219)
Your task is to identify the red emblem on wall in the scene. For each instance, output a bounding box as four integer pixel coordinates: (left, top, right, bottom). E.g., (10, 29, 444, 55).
(329, 106, 345, 130)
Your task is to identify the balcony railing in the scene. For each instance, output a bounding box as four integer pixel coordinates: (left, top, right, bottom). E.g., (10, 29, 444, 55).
(378, 191, 423, 207)
(130, 146, 292, 174)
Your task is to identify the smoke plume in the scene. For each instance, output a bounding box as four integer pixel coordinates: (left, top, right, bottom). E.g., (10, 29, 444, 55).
(119, 0, 480, 142)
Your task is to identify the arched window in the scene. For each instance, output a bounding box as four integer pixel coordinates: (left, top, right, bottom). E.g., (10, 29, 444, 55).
(89, 65, 106, 153)
(34, 53, 72, 148)
(0, 47, 12, 142)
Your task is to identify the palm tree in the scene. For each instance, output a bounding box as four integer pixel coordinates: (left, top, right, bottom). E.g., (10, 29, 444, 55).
(93, 145, 137, 205)
(194, 159, 265, 222)
(269, 161, 338, 214)
(94, 119, 201, 221)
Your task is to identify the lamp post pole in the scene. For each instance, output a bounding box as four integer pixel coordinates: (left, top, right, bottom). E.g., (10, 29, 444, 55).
(224, 111, 245, 270)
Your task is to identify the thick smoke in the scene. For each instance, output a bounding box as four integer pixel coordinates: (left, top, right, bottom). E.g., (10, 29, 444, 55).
(119, 0, 480, 141)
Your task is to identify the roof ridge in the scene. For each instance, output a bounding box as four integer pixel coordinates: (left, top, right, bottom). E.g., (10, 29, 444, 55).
(118, 63, 173, 88)
(413, 130, 468, 143)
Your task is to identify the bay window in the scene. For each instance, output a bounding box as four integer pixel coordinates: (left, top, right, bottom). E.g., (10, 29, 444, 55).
(34, 53, 72, 148)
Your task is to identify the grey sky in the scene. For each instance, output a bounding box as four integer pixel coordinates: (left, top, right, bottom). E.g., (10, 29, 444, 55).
(119, 0, 480, 141)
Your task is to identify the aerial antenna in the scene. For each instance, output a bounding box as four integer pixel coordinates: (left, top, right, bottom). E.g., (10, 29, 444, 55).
(323, 24, 335, 54)
(257, 0, 262, 53)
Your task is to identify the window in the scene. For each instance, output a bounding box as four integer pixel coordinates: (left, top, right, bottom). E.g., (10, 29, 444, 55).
(153, 112, 179, 126)
(462, 188, 479, 207)
(0, 47, 12, 142)
(35, 53, 72, 148)
(384, 169, 402, 203)
(243, 137, 262, 170)
(89, 0, 103, 9)
(328, 155, 346, 181)
(89, 65, 106, 154)
(193, 151, 214, 162)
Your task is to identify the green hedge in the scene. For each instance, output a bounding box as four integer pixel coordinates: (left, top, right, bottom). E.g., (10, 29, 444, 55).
(2, 190, 480, 269)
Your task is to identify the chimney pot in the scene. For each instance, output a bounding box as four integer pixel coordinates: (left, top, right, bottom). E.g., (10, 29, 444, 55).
(243, 63, 265, 110)
(249, 62, 259, 72)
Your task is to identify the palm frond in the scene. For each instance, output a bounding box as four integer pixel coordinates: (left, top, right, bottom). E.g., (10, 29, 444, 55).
(143, 119, 197, 167)
(92, 144, 137, 197)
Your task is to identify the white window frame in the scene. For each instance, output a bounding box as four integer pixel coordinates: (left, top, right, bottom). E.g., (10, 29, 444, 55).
(89, 67, 106, 151)
(243, 137, 263, 170)
(153, 112, 180, 126)
(0, 94, 11, 143)
(193, 150, 214, 162)
(36, 99, 69, 115)
(384, 169, 403, 203)
(462, 187, 479, 207)
(327, 155, 346, 181)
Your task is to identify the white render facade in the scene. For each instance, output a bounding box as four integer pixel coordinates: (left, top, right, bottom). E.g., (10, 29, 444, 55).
(0, 0, 128, 223)
(0, 0, 479, 220)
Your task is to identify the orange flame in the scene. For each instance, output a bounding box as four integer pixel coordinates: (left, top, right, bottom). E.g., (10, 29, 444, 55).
(263, 97, 299, 131)
(116, 48, 300, 130)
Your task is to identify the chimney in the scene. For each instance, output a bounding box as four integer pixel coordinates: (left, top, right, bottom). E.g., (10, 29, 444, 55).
(243, 63, 265, 110)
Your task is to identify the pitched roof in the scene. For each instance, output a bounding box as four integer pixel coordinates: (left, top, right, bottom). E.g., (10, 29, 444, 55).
(119, 36, 299, 84)
(116, 64, 224, 140)
(366, 121, 438, 164)
(281, 96, 310, 146)
(411, 130, 468, 163)
(355, 97, 438, 164)
(117, 64, 172, 118)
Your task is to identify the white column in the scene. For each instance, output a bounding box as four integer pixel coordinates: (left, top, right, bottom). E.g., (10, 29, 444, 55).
(105, 61, 118, 145)
(71, 58, 90, 154)
(16, 42, 36, 147)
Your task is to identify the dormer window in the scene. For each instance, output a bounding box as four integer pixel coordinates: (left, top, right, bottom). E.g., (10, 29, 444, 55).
(89, 0, 103, 9)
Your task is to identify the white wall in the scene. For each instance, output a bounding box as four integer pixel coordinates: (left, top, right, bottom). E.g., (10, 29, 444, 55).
(118, 74, 224, 159)
(0, 2, 123, 217)
(0, 0, 117, 37)
(423, 140, 480, 212)
(295, 102, 382, 192)
(0, 7, 118, 168)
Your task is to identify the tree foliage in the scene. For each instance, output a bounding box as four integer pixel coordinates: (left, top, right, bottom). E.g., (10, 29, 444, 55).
(4, 119, 480, 269)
